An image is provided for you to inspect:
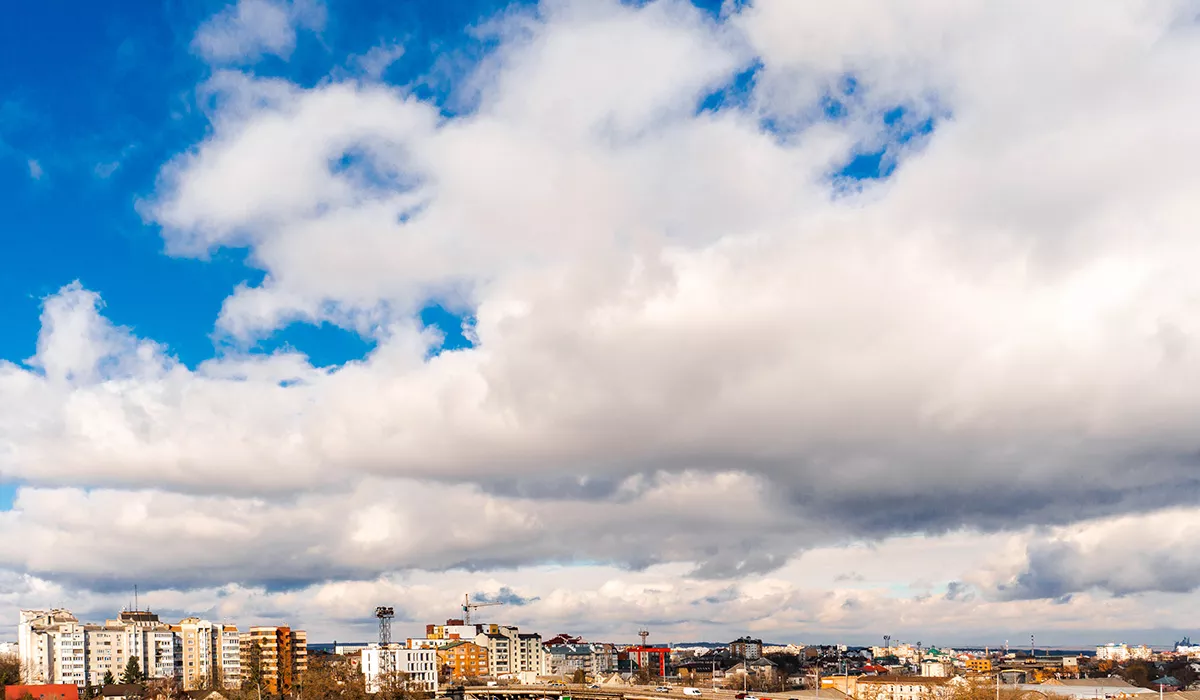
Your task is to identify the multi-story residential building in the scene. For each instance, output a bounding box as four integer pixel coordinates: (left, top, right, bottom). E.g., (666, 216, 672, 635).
(546, 644, 616, 677)
(171, 618, 241, 690)
(475, 632, 511, 677)
(240, 627, 307, 696)
(19, 609, 82, 685)
(964, 659, 993, 673)
(20, 609, 178, 687)
(1099, 648, 1132, 662)
(729, 638, 763, 661)
(436, 641, 489, 681)
(219, 627, 242, 688)
(361, 645, 438, 694)
(471, 625, 543, 678)
(514, 633, 545, 676)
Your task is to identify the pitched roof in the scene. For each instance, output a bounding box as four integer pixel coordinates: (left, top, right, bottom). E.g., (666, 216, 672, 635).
(100, 685, 144, 697)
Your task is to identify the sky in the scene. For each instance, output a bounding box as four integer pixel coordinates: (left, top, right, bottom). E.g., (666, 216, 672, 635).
(4, 0, 1200, 649)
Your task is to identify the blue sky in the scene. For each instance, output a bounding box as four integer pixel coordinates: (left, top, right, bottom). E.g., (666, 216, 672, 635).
(4, 0, 1200, 646)
(0, 0, 505, 373)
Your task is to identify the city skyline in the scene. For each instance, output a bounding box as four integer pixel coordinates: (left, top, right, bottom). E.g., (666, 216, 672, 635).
(4, 0, 1200, 650)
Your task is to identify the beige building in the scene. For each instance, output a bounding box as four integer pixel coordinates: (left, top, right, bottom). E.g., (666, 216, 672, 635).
(472, 625, 545, 678)
(240, 626, 307, 696)
(20, 609, 178, 687)
(172, 618, 241, 690)
(855, 675, 955, 700)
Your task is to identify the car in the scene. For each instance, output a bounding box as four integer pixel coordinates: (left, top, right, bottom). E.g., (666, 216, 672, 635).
(656, 687, 672, 693)
(683, 689, 702, 696)
(589, 685, 601, 689)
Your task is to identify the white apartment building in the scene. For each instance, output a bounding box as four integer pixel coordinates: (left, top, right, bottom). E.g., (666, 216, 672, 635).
(1097, 644, 1130, 662)
(21, 609, 180, 687)
(361, 644, 438, 694)
(1095, 644, 1151, 662)
(19, 609, 241, 688)
(20, 609, 87, 685)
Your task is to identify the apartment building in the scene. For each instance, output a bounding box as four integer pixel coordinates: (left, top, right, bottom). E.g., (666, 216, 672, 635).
(361, 645, 438, 694)
(172, 618, 241, 690)
(437, 641, 489, 681)
(475, 632, 511, 677)
(964, 659, 992, 673)
(546, 644, 616, 677)
(19, 609, 177, 687)
(240, 626, 307, 696)
(472, 625, 545, 678)
(1095, 644, 1152, 662)
(729, 637, 764, 661)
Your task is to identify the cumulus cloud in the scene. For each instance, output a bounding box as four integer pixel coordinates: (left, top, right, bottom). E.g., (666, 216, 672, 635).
(5, 0, 1200, 639)
(192, 0, 325, 64)
(989, 509, 1200, 600)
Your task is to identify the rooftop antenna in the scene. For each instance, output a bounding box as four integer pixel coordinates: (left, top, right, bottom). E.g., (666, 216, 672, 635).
(639, 630, 650, 646)
(135, 585, 139, 612)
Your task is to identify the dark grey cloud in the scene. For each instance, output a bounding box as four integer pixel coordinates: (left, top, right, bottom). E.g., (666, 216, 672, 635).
(992, 510, 1200, 600)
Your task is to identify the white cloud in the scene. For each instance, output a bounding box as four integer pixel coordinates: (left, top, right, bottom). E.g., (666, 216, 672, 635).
(192, 0, 325, 64)
(351, 43, 406, 81)
(27, 159, 43, 180)
(6, 0, 1200, 638)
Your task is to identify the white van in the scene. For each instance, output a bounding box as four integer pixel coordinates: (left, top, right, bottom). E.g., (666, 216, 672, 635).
(684, 689, 702, 696)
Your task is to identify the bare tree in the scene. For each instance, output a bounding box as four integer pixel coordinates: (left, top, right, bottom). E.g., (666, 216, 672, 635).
(301, 655, 368, 700)
(0, 653, 21, 688)
(375, 670, 432, 700)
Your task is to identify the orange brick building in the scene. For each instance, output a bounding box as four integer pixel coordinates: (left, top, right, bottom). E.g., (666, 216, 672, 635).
(437, 641, 489, 681)
(240, 626, 308, 696)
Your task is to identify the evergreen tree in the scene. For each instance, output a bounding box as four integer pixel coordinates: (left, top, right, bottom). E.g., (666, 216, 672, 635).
(120, 657, 143, 684)
(102, 670, 115, 687)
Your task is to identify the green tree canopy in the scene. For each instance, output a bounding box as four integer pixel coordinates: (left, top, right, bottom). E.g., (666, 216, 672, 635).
(120, 657, 144, 684)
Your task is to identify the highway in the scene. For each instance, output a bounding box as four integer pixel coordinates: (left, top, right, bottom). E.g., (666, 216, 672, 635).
(456, 684, 839, 700)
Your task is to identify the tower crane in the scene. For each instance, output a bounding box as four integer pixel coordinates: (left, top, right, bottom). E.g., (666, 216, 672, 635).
(462, 593, 503, 625)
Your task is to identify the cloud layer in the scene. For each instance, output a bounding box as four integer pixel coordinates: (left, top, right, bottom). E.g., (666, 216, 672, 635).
(5, 0, 1200, 640)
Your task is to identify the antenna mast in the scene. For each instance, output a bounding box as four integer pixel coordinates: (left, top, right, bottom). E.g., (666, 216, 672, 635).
(375, 606, 395, 681)
(375, 606, 394, 646)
